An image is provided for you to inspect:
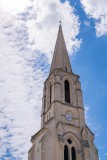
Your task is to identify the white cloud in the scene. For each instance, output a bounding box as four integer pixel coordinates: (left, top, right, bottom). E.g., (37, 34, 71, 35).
(84, 105, 101, 136)
(84, 105, 90, 120)
(105, 153, 107, 157)
(25, 0, 81, 61)
(0, 0, 31, 13)
(0, 0, 81, 60)
(0, 11, 47, 160)
(0, 0, 81, 160)
(80, 0, 107, 36)
(84, 21, 90, 27)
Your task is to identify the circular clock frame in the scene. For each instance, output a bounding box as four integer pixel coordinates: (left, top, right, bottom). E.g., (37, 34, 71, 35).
(65, 113, 72, 122)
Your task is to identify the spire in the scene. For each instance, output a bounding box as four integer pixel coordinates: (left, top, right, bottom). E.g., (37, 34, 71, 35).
(50, 24, 72, 74)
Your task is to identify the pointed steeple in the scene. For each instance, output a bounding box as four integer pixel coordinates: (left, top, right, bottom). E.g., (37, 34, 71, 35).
(50, 24, 72, 74)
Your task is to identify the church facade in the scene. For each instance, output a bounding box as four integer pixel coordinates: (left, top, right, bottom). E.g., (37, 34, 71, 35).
(28, 25, 99, 160)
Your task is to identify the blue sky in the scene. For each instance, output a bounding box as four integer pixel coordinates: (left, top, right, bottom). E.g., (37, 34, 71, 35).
(0, 0, 107, 160)
(71, 1, 107, 159)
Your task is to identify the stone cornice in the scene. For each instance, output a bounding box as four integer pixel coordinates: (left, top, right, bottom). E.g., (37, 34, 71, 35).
(31, 127, 46, 142)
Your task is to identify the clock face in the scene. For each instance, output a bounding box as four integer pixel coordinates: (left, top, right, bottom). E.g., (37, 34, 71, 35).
(65, 113, 72, 121)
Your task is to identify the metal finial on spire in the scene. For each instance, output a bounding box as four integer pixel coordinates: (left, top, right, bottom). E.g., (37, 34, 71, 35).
(59, 21, 61, 26)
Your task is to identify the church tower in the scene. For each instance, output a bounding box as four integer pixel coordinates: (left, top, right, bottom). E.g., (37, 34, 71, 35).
(28, 24, 99, 160)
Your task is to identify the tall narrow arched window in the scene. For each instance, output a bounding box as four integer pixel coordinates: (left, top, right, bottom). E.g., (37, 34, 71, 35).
(64, 80, 70, 103)
(64, 145, 69, 160)
(71, 147, 76, 160)
(50, 85, 52, 104)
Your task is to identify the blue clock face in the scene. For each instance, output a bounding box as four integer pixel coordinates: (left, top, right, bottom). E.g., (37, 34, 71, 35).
(65, 113, 72, 121)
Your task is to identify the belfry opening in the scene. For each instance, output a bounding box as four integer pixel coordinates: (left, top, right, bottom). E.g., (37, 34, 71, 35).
(64, 80, 70, 103)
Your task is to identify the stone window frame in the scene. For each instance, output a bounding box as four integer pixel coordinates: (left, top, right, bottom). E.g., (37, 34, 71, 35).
(64, 139, 76, 160)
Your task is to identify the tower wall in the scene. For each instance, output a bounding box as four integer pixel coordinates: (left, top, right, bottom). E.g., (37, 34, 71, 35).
(28, 25, 98, 160)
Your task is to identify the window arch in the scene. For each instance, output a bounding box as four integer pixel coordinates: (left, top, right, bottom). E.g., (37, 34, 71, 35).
(71, 147, 76, 160)
(64, 80, 70, 103)
(64, 139, 77, 160)
(50, 85, 52, 104)
(64, 145, 69, 160)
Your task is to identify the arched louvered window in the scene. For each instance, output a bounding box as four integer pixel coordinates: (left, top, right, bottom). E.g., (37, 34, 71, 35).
(50, 85, 52, 104)
(64, 145, 69, 160)
(65, 66, 67, 71)
(64, 80, 70, 103)
(71, 147, 76, 160)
